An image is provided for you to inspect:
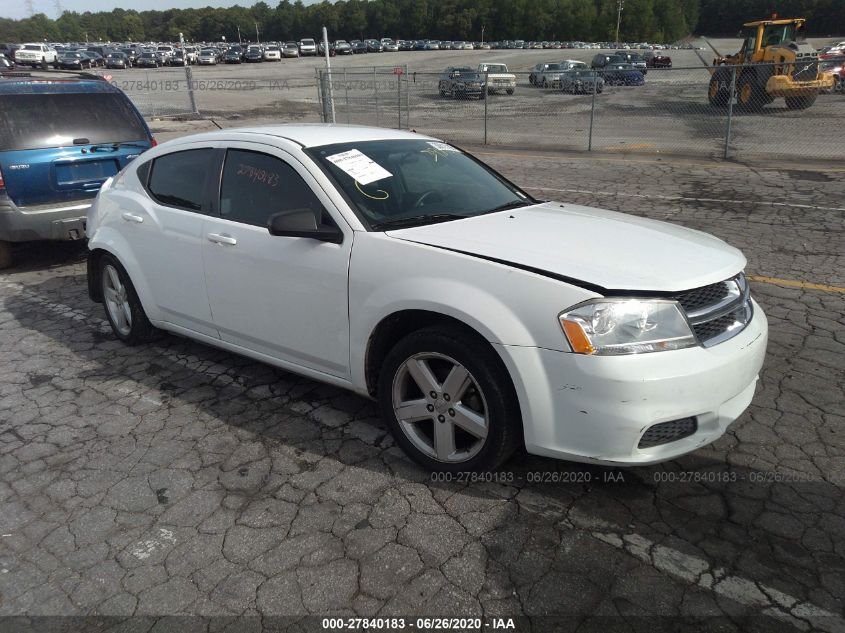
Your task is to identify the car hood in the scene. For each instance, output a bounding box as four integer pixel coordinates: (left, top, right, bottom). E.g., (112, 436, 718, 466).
(385, 202, 745, 293)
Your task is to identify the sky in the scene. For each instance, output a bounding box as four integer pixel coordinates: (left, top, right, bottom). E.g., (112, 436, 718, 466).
(3, 0, 318, 21)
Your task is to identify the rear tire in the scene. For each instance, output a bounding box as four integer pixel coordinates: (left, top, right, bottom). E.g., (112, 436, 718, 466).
(785, 93, 817, 110)
(0, 241, 13, 270)
(99, 254, 157, 345)
(377, 326, 522, 472)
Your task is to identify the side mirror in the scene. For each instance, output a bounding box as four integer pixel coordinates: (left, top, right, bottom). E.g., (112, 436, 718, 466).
(268, 209, 343, 244)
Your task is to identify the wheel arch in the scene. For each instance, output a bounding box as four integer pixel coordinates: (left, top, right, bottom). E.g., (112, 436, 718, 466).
(86, 236, 158, 321)
(363, 309, 516, 401)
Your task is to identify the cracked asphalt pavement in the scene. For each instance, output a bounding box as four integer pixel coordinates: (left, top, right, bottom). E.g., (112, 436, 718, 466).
(0, 146, 843, 632)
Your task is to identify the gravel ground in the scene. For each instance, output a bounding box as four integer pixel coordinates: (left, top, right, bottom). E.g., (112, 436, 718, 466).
(98, 38, 845, 162)
(1, 137, 843, 631)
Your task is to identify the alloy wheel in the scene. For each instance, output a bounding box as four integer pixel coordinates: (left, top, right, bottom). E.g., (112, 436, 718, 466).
(103, 264, 132, 336)
(391, 352, 489, 463)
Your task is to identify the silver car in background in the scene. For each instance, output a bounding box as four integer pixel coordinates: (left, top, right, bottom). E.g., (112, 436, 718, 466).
(560, 69, 605, 94)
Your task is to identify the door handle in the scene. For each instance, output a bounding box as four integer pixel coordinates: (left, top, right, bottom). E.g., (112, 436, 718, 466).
(121, 212, 144, 223)
(207, 233, 237, 246)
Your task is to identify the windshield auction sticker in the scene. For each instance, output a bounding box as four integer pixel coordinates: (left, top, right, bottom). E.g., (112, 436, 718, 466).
(325, 149, 392, 185)
(426, 142, 459, 152)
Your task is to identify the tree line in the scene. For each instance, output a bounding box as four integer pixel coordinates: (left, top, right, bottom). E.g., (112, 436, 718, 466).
(0, 0, 842, 46)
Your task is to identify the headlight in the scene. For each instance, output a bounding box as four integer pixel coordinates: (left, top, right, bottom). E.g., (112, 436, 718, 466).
(559, 299, 696, 355)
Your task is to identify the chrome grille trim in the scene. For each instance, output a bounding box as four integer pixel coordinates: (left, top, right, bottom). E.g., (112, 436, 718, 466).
(674, 273, 753, 348)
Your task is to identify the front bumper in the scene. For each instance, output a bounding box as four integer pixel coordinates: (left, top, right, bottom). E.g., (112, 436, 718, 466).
(498, 299, 768, 466)
(0, 194, 90, 242)
(766, 73, 834, 97)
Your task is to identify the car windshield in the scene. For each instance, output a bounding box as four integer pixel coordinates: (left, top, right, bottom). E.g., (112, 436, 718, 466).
(545, 64, 563, 71)
(481, 64, 507, 72)
(23, 45, 41, 50)
(0, 92, 148, 151)
(306, 139, 532, 229)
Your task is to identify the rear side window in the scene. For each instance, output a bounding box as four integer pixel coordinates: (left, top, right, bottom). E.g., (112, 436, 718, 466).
(147, 149, 214, 211)
(219, 149, 324, 228)
(0, 92, 148, 151)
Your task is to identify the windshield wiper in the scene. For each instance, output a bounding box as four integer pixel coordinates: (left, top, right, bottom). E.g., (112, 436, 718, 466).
(90, 141, 151, 152)
(372, 213, 469, 230)
(482, 199, 533, 214)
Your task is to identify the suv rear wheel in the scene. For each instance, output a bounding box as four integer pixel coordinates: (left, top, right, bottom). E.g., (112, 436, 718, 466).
(378, 326, 522, 472)
(0, 241, 12, 269)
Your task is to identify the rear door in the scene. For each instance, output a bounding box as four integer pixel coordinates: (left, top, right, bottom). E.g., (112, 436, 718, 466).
(125, 145, 219, 337)
(0, 90, 151, 208)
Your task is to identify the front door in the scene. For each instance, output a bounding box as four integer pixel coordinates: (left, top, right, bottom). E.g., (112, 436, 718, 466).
(201, 145, 352, 378)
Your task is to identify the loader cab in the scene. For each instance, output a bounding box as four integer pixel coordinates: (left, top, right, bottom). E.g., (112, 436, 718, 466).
(737, 19, 803, 62)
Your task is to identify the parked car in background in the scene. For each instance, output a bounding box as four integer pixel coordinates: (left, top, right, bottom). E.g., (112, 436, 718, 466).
(613, 51, 648, 74)
(560, 69, 604, 94)
(529, 63, 555, 85)
(351, 40, 367, 54)
(644, 50, 672, 68)
(263, 44, 282, 61)
(534, 63, 569, 89)
(366, 39, 384, 53)
(57, 51, 94, 70)
(477, 62, 516, 95)
(156, 45, 175, 62)
(317, 41, 336, 57)
(198, 48, 218, 65)
(224, 47, 244, 64)
(105, 51, 131, 69)
(333, 40, 352, 55)
(299, 38, 317, 56)
(603, 63, 646, 86)
(591, 53, 625, 71)
(439, 67, 486, 99)
(560, 59, 588, 70)
(169, 50, 187, 66)
(0, 53, 14, 70)
(86, 52, 106, 68)
(0, 75, 154, 269)
(86, 124, 767, 471)
(135, 51, 161, 68)
(283, 42, 300, 58)
(820, 56, 844, 92)
(245, 46, 264, 62)
(15, 43, 57, 68)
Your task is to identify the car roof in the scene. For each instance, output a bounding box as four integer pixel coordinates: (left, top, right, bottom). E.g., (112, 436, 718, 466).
(0, 76, 120, 94)
(165, 124, 436, 149)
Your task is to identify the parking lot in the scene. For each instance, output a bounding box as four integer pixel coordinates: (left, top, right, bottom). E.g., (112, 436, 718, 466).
(1, 130, 843, 631)
(103, 39, 845, 161)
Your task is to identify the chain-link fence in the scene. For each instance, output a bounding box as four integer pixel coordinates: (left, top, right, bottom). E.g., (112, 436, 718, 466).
(316, 63, 842, 161)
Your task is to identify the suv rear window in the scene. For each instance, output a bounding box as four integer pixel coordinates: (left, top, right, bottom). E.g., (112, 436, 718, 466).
(0, 92, 148, 151)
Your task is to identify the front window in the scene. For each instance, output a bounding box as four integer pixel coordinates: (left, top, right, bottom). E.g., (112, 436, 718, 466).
(306, 139, 533, 230)
(762, 23, 797, 47)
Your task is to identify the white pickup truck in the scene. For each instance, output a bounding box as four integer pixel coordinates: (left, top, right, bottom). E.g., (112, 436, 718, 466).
(477, 62, 517, 95)
(15, 43, 58, 68)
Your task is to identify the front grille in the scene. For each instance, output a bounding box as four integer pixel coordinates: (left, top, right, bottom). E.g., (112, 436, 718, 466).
(675, 281, 731, 313)
(692, 306, 748, 342)
(793, 60, 818, 81)
(673, 273, 752, 347)
(638, 417, 697, 449)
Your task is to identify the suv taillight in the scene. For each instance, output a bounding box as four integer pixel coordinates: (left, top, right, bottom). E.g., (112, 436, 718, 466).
(0, 165, 5, 191)
(150, 138, 158, 147)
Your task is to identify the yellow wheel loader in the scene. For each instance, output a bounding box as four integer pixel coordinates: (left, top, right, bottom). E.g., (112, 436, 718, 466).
(708, 17, 834, 111)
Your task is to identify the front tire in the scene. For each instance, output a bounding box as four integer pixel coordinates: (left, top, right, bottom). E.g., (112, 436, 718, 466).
(785, 93, 818, 109)
(99, 254, 156, 345)
(378, 326, 522, 472)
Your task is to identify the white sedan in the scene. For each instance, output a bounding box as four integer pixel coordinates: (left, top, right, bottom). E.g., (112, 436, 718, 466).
(86, 125, 767, 471)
